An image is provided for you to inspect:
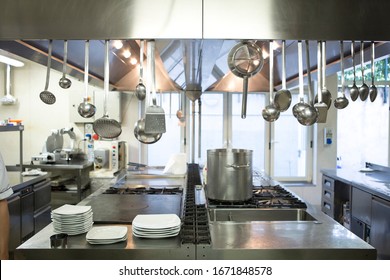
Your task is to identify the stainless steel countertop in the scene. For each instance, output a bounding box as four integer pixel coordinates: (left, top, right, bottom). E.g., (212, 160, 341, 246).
(15, 169, 376, 260)
(23, 159, 94, 170)
(321, 168, 390, 200)
(7, 171, 49, 193)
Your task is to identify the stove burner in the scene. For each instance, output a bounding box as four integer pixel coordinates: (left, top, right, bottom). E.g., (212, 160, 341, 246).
(103, 186, 183, 195)
(207, 185, 306, 209)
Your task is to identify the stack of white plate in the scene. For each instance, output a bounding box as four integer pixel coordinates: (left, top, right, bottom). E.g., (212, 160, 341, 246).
(132, 214, 181, 239)
(51, 204, 93, 235)
(86, 226, 128, 244)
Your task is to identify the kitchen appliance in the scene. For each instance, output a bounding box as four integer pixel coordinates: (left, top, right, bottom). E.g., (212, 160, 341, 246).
(31, 127, 77, 163)
(93, 140, 126, 176)
(206, 148, 253, 201)
(207, 185, 307, 209)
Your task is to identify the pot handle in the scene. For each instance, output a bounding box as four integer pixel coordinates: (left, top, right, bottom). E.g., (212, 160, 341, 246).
(226, 163, 250, 169)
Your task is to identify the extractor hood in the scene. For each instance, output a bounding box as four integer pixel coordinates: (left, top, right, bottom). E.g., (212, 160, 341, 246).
(1, 0, 390, 94)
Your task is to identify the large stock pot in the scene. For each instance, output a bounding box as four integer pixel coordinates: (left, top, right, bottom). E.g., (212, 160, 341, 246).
(206, 149, 253, 201)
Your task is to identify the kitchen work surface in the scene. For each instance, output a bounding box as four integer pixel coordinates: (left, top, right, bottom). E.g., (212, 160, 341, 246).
(86, 194, 182, 224)
(15, 165, 376, 260)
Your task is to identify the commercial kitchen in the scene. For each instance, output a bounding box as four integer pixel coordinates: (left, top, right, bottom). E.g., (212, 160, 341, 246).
(0, 0, 390, 260)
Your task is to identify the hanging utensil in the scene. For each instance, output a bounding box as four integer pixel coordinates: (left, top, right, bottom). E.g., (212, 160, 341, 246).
(228, 40, 264, 119)
(274, 40, 292, 112)
(144, 40, 166, 134)
(369, 42, 377, 102)
(78, 40, 96, 118)
(39, 40, 56, 105)
(359, 41, 369, 101)
(298, 40, 318, 126)
(59, 40, 72, 89)
(334, 41, 349, 109)
(134, 118, 162, 144)
(292, 41, 310, 119)
(318, 41, 332, 109)
(262, 40, 280, 122)
(93, 40, 122, 139)
(350, 41, 359, 101)
(135, 40, 146, 101)
(314, 41, 328, 123)
(176, 91, 185, 123)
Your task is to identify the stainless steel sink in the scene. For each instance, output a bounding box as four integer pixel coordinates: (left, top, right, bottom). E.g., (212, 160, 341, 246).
(208, 208, 317, 222)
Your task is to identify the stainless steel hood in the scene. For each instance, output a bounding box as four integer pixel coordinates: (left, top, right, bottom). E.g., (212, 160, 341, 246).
(1, 0, 390, 93)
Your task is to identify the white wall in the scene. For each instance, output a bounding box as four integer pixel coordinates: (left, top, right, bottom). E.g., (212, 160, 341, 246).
(0, 54, 140, 166)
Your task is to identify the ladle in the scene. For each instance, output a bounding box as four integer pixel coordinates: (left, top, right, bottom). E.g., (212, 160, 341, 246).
(350, 41, 359, 101)
(176, 91, 185, 123)
(78, 40, 96, 118)
(135, 40, 146, 101)
(292, 41, 310, 118)
(274, 40, 292, 112)
(369, 42, 377, 102)
(334, 41, 349, 109)
(134, 40, 162, 144)
(134, 118, 162, 144)
(39, 40, 56, 105)
(59, 40, 72, 89)
(359, 41, 369, 101)
(298, 40, 318, 126)
(262, 40, 280, 122)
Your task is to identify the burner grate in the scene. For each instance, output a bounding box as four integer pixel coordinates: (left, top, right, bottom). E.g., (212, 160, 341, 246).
(207, 185, 307, 209)
(103, 186, 183, 195)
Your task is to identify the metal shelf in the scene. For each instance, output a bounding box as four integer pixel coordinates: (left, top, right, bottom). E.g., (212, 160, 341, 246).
(0, 125, 24, 132)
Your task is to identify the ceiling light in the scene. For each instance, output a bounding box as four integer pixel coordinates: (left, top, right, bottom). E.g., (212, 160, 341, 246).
(130, 57, 138, 65)
(0, 55, 24, 67)
(123, 49, 131, 58)
(113, 40, 123, 49)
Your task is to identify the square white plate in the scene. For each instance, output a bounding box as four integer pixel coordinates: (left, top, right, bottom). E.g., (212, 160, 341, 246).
(132, 214, 181, 229)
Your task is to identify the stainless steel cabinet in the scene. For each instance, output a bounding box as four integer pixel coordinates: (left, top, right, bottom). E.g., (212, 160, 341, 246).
(7, 194, 21, 253)
(321, 175, 350, 224)
(370, 197, 390, 260)
(351, 187, 372, 226)
(7, 178, 52, 258)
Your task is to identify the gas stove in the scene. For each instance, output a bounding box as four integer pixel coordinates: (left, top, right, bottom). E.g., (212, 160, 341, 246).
(207, 185, 307, 209)
(103, 185, 183, 195)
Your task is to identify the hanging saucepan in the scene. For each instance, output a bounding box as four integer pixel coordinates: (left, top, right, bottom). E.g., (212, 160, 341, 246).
(228, 41, 264, 119)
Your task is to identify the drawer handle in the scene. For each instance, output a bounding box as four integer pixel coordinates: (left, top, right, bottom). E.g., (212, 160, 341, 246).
(323, 202, 331, 210)
(324, 190, 332, 198)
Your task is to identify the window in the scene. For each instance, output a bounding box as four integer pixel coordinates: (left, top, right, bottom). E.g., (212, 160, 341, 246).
(146, 91, 313, 183)
(147, 92, 183, 166)
(337, 56, 390, 169)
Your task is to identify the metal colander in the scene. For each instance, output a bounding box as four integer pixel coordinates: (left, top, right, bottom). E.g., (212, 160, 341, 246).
(228, 41, 264, 118)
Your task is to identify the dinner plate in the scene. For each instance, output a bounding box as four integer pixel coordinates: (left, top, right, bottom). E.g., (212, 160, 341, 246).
(132, 225, 180, 233)
(52, 204, 92, 216)
(87, 226, 128, 240)
(132, 214, 181, 229)
(132, 227, 180, 235)
(132, 231, 180, 239)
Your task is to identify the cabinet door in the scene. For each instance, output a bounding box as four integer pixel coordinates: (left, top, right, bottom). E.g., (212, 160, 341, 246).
(7, 195, 21, 252)
(20, 191, 34, 241)
(371, 197, 390, 260)
(351, 187, 372, 225)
